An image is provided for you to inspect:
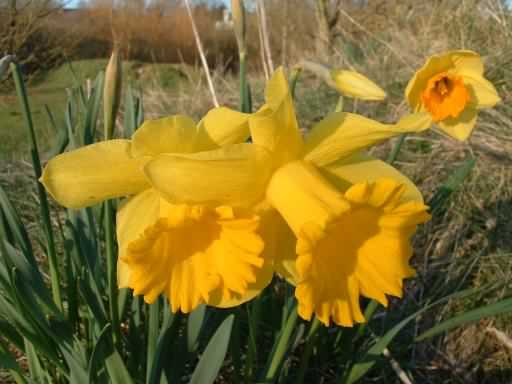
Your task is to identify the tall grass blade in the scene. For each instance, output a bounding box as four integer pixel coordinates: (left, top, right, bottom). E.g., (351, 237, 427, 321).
(9, 62, 62, 310)
(416, 297, 512, 342)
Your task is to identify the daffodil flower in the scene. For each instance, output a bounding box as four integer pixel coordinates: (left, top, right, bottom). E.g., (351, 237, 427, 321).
(40, 114, 274, 313)
(406, 50, 501, 140)
(143, 68, 432, 326)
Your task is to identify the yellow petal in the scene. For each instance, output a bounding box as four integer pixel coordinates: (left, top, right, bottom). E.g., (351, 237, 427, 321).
(131, 115, 198, 157)
(303, 112, 432, 167)
(249, 67, 303, 167)
(451, 50, 484, 77)
(405, 50, 481, 110)
(437, 107, 478, 141)
(462, 73, 501, 109)
(117, 188, 161, 288)
(321, 152, 424, 203)
(195, 107, 250, 151)
(145, 143, 272, 208)
(330, 70, 386, 101)
(122, 204, 268, 311)
(40, 140, 149, 208)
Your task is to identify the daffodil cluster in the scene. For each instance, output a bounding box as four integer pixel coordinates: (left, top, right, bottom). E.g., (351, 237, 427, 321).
(41, 50, 500, 327)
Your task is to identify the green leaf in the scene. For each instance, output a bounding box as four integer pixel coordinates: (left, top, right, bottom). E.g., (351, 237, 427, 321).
(187, 304, 206, 352)
(147, 311, 181, 384)
(343, 310, 420, 384)
(83, 71, 104, 145)
(416, 297, 512, 342)
(124, 83, 137, 137)
(0, 318, 24, 350)
(88, 324, 135, 384)
(25, 339, 47, 383)
(0, 295, 61, 366)
(189, 314, 234, 384)
(88, 324, 112, 384)
(1, 239, 57, 315)
(44, 105, 69, 157)
(0, 185, 33, 258)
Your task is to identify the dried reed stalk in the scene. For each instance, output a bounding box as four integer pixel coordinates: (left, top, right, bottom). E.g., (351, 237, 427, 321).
(183, 0, 219, 107)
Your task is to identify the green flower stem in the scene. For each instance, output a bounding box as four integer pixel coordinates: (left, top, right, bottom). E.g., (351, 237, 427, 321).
(239, 51, 251, 113)
(104, 200, 120, 346)
(10, 63, 63, 311)
(264, 303, 299, 380)
(335, 96, 344, 112)
(289, 66, 303, 100)
(244, 299, 262, 382)
(387, 134, 407, 165)
(357, 300, 380, 338)
(296, 317, 322, 384)
(146, 299, 160, 383)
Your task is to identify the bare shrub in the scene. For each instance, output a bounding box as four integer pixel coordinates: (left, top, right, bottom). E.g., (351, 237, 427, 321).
(0, 0, 77, 81)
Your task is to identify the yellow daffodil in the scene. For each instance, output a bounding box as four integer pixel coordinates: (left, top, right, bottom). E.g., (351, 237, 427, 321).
(143, 68, 432, 326)
(405, 50, 501, 140)
(40, 113, 274, 313)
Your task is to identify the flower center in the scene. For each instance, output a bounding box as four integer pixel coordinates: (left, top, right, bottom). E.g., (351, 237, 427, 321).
(421, 72, 470, 122)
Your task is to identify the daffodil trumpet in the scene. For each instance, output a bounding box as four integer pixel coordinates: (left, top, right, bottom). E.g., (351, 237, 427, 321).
(406, 50, 501, 140)
(144, 68, 433, 326)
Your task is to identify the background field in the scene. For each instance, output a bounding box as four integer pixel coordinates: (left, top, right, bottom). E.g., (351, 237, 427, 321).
(2, 0, 512, 382)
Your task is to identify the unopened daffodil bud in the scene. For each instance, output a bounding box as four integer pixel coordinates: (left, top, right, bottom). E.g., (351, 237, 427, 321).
(231, 0, 246, 55)
(330, 69, 386, 101)
(103, 48, 123, 140)
(299, 60, 386, 101)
